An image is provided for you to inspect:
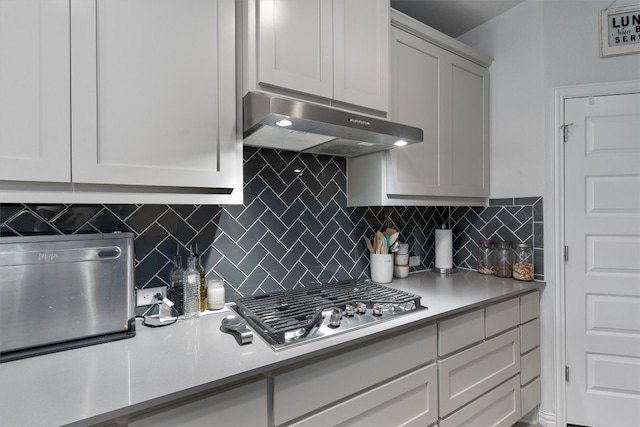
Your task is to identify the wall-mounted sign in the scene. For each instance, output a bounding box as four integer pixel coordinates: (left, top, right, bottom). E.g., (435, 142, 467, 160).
(601, 5, 640, 57)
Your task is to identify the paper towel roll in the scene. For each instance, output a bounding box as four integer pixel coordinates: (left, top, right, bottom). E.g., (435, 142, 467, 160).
(435, 229, 453, 269)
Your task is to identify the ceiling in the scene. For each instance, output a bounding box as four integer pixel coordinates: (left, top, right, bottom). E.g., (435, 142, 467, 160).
(390, 0, 525, 38)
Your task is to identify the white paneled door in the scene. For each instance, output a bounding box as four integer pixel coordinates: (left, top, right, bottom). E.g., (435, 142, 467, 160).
(565, 93, 640, 427)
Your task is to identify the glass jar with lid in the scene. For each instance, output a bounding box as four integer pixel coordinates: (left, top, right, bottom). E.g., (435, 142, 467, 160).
(494, 241, 513, 278)
(513, 243, 534, 281)
(477, 239, 495, 275)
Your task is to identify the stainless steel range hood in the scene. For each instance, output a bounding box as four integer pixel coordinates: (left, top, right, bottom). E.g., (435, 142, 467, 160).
(242, 91, 423, 157)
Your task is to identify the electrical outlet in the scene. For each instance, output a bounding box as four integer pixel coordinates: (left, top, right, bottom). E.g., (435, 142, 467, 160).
(409, 256, 420, 267)
(136, 286, 166, 306)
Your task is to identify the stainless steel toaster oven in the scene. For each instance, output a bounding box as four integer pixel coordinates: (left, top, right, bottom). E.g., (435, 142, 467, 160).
(0, 232, 135, 362)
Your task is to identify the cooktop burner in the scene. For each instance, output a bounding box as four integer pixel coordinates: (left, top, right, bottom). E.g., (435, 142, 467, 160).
(232, 279, 426, 350)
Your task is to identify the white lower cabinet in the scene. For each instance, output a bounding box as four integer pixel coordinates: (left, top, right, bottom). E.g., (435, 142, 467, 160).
(439, 375, 521, 427)
(438, 328, 520, 418)
(290, 363, 438, 427)
(437, 291, 540, 426)
(127, 378, 267, 427)
(273, 324, 437, 426)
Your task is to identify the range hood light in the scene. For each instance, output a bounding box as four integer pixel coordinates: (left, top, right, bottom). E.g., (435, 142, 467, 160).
(275, 118, 293, 127)
(394, 140, 408, 147)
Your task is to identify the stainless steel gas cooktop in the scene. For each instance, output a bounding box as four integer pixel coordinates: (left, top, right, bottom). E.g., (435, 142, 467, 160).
(232, 279, 426, 350)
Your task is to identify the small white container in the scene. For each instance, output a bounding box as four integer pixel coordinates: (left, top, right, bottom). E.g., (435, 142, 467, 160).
(397, 243, 409, 255)
(394, 264, 409, 278)
(394, 253, 409, 266)
(207, 280, 225, 310)
(370, 253, 394, 283)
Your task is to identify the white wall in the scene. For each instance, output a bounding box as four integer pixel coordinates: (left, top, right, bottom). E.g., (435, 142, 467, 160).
(459, 0, 640, 199)
(458, 1, 640, 426)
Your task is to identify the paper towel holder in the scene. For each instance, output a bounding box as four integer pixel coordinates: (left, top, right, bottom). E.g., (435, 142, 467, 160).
(433, 267, 458, 275)
(434, 223, 458, 275)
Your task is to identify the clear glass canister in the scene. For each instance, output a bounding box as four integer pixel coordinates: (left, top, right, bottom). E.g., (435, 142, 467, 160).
(513, 243, 534, 281)
(478, 239, 495, 275)
(494, 241, 513, 278)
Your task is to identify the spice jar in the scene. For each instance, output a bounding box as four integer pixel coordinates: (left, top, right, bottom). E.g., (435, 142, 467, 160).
(478, 239, 495, 275)
(494, 241, 513, 278)
(513, 243, 534, 281)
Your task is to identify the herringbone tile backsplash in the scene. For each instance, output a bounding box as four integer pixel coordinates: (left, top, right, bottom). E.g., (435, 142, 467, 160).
(0, 147, 543, 301)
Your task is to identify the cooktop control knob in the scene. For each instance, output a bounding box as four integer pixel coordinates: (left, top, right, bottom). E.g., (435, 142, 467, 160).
(373, 303, 383, 316)
(356, 302, 367, 314)
(329, 308, 342, 327)
(344, 304, 355, 317)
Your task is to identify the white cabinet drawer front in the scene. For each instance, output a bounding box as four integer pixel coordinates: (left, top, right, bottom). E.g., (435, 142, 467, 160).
(274, 324, 437, 425)
(520, 318, 540, 354)
(291, 363, 437, 427)
(485, 298, 520, 338)
(438, 308, 484, 356)
(438, 328, 520, 416)
(520, 291, 540, 323)
(521, 377, 541, 416)
(128, 378, 267, 427)
(521, 347, 541, 385)
(439, 375, 521, 427)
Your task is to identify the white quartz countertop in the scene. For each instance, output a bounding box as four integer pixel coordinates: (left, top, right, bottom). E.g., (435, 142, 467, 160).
(0, 270, 542, 427)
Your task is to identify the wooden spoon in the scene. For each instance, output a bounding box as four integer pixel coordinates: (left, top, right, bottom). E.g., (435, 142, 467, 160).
(364, 236, 374, 253)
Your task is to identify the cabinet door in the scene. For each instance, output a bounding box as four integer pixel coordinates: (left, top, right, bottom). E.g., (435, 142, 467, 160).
(447, 54, 489, 197)
(258, 0, 333, 98)
(333, 0, 389, 112)
(386, 28, 446, 197)
(70, 0, 239, 189)
(0, 0, 70, 183)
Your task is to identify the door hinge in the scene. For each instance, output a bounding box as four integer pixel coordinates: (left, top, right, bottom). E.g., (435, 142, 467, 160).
(564, 246, 569, 262)
(565, 366, 570, 382)
(561, 123, 573, 143)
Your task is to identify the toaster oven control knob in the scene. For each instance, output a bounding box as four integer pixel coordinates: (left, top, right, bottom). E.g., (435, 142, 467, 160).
(329, 308, 342, 327)
(356, 302, 367, 314)
(344, 304, 355, 317)
(372, 303, 383, 316)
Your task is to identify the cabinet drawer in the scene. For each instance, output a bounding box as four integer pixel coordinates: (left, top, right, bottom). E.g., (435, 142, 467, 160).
(291, 363, 438, 427)
(438, 328, 520, 416)
(486, 298, 520, 338)
(521, 377, 541, 416)
(274, 324, 437, 426)
(521, 347, 541, 385)
(128, 378, 267, 427)
(438, 308, 484, 356)
(520, 291, 540, 323)
(520, 318, 540, 354)
(439, 376, 521, 427)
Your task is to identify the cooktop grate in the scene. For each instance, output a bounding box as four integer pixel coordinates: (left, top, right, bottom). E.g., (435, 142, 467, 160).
(233, 279, 422, 345)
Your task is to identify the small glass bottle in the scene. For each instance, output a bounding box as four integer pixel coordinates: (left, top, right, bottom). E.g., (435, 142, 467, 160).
(195, 244, 206, 312)
(182, 246, 201, 318)
(513, 243, 534, 281)
(168, 248, 185, 316)
(477, 239, 495, 275)
(494, 241, 514, 278)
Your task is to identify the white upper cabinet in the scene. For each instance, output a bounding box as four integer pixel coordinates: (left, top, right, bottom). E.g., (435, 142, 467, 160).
(246, 0, 389, 114)
(347, 10, 491, 206)
(0, 0, 70, 183)
(1, 0, 242, 204)
(71, 0, 240, 191)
